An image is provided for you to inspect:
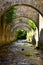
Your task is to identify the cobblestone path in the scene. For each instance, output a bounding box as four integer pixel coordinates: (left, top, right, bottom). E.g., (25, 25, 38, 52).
(0, 40, 43, 65)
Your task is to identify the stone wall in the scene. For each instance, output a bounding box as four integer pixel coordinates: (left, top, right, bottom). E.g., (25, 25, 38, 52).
(0, 0, 43, 44)
(0, 0, 43, 16)
(39, 14, 43, 49)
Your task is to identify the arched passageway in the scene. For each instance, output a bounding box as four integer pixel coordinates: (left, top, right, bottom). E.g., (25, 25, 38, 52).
(0, 1, 43, 65)
(0, 0, 43, 46)
(0, 5, 39, 45)
(0, 0, 43, 51)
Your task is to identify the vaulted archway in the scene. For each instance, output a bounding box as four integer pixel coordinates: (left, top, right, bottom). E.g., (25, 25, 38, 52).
(0, 0, 43, 47)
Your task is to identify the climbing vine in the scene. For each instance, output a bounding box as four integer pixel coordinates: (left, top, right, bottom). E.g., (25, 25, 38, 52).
(6, 7, 17, 24)
(28, 20, 36, 31)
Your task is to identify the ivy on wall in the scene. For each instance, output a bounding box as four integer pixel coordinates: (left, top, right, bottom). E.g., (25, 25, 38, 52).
(6, 7, 17, 24)
(28, 20, 36, 31)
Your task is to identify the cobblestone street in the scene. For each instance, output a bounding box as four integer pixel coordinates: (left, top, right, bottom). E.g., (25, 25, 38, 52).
(0, 40, 43, 65)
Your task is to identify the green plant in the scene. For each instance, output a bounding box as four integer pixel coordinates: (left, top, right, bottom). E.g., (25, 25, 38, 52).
(28, 20, 36, 31)
(17, 29, 27, 39)
(6, 7, 17, 24)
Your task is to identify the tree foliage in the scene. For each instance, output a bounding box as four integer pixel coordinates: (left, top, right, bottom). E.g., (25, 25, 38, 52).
(17, 29, 27, 39)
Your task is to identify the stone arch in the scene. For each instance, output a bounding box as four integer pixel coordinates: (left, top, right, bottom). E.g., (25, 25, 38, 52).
(1, 4, 43, 16)
(1, 4, 39, 28)
(4, 16, 36, 33)
(0, 1, 42, 44)
(0, 0, 43, 16)
(12, 16, 37, 28)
